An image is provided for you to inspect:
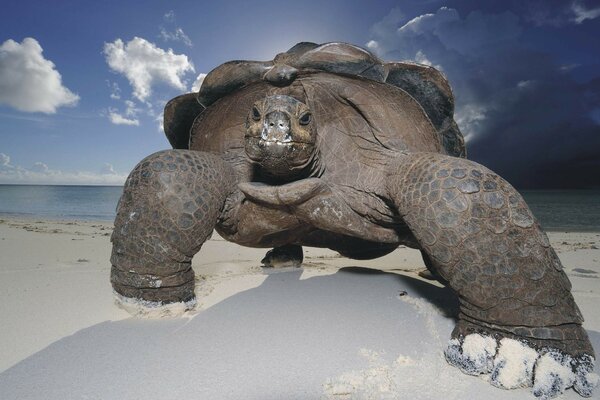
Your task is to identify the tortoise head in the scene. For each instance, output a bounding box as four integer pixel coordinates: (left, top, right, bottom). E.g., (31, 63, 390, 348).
(244, 95, 317, 180)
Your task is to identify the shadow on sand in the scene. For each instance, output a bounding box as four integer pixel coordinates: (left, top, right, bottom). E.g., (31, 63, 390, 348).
(0, 267, 595, 400)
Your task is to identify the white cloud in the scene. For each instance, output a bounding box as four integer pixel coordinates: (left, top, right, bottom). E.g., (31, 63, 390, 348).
(414, 50, 443, 71)
(108, 108, 140, 126)
(369, 7, 405, 52)
(571, 1, 600, 24)
(517, 80, 535, 90)
(108, 81, 121, 99)
(191, 73, 207, 92)
(159, 10, 192, 47)
(31, 161, 49, 172)
(366, 40, 379, 51)
(103, 37, 195, 102)
(155, 111, 164, 133)
(398, 7, 458, 35)
(105, 73, 149, 127)
(454, 104, 487, 142)
(0, 38, 79, 113)
(414, 50, 432, 66)
(525, 1, 600, 26)
(159, 27, 193, 47)
(164, 10, 175, 22)
(101, 163, 117, 174)
(124, 100, 140, 117)
(0, 154, 127, 185)
(106, 98, 143, 126)
(559, 63, 580, 72)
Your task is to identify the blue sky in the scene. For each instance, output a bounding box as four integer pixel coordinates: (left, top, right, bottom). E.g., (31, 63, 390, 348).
(1, 0, 599, 188)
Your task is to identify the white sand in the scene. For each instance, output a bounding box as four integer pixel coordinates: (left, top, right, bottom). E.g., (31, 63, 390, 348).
(0, 217, 599, 399)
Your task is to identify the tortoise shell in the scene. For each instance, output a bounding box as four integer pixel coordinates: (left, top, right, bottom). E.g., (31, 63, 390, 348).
(163, 42, 465, 158)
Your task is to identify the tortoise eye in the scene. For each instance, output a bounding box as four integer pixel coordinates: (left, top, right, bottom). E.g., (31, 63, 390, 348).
(251, 106, 261, 121)
(299, 112, 311, 125)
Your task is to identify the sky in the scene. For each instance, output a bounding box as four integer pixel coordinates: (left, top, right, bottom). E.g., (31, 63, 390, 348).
(0, 0, 599, 188)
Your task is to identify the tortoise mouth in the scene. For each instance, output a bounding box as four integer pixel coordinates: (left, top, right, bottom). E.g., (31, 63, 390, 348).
(244, 136, 316, 178)
(245, 137, 314, 162)
(246, 136, 313, 146)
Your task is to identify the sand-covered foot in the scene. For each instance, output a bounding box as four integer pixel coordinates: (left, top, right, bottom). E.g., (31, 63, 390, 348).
(261, 244, 303, 268)
(490, 337, 539, 389)
(113, 291, 196, 318)
(530, 351, 598, 399)
(445, 333, 598, 399)
(445, 333, 497, 375)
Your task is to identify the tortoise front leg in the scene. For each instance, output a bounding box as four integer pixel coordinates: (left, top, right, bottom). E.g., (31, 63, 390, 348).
(387, 152, 597, 398)
(110, 150, 236, 317)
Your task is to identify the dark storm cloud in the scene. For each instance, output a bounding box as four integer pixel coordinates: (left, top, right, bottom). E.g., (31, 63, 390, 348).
(523, 0, 600, 26)
(367, 5, 600, 189)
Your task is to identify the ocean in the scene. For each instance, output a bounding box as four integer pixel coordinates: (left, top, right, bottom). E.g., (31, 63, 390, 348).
(0, 185, 598, 231)
(0, 185, 122, 221)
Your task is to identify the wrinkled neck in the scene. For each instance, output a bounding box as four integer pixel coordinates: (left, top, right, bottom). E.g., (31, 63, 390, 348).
(253, 148, 322, 185)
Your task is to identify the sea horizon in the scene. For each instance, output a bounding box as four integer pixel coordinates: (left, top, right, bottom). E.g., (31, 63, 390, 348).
(3, 183, 600, 192)
(0, 184, 599, 232)
(0, 183, 124, 187)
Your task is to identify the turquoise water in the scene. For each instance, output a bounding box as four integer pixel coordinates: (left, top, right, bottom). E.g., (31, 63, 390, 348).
(0, 185, 598, 231)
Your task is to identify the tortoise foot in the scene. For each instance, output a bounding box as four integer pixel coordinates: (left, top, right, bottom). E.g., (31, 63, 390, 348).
(445, 321, 598, 398)
(113, 290, 197, 318)
(261, 244, 303, 268)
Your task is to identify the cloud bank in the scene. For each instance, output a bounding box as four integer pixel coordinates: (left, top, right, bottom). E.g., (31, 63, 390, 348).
(368, 6, 600, 188)
(0, 38, 79, 113)
(0, 153, 126, 185)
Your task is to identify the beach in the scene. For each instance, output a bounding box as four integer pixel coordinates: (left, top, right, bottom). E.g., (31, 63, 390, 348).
(0, 216, 599, 399)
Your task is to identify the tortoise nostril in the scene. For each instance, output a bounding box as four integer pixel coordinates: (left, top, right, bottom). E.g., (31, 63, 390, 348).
(269, 122, 274, 127)
(279, 123, 284, 128)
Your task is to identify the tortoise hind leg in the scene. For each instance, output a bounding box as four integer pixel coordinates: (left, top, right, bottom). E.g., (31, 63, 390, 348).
(261, 245, 303, 268)
(387, 152, 597, 398)
(110, 150, 236, 317)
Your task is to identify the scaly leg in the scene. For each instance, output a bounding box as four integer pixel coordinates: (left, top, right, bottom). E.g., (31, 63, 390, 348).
(261, 244, 303, 268)
(110, 150, 236, 317)
(387, 152, 597, 398)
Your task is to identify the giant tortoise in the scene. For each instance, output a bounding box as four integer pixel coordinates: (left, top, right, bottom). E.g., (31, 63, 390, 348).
(110, 42, 597, 398)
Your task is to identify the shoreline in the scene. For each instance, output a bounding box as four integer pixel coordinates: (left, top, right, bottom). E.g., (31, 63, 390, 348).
(0, 213, 115, 224)
(2, 212, 600, 233)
